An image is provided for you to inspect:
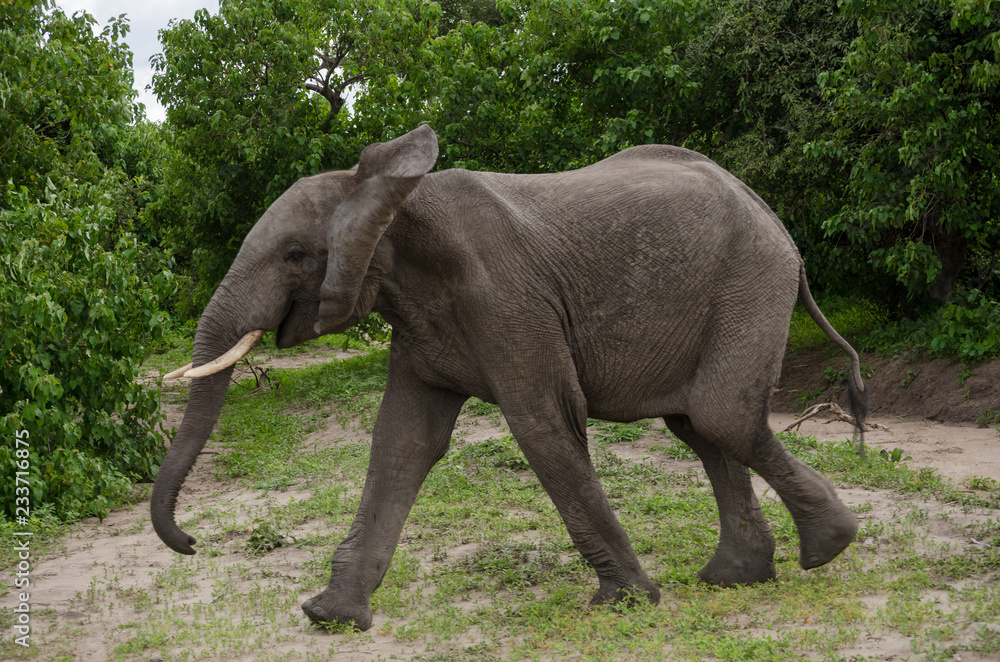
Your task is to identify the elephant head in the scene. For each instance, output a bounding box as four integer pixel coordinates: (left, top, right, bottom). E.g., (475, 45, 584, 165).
(151, 125, 439, 555)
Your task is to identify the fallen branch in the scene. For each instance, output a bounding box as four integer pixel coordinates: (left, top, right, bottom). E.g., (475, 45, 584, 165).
(782, 402, 889, 432)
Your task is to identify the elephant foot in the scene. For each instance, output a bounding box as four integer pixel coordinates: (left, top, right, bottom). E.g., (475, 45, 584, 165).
(794, 499, 858, 570)
(697, 549, 776, 587)
(768, 457, 858, 570)
(589, 575, 661, 607)
(302, 590, 373, 632)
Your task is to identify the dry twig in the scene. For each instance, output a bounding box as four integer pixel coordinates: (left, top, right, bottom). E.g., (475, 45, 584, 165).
(783, 402, 889, 432)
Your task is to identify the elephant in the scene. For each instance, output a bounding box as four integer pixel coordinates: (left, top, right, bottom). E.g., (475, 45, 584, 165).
(154, 124, 867, 631)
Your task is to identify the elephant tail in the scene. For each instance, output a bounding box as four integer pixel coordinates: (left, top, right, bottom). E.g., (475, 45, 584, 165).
(796, 264, 869, 456)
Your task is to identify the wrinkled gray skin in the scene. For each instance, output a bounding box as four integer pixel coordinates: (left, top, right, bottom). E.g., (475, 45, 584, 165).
(151, 125, 867, 631)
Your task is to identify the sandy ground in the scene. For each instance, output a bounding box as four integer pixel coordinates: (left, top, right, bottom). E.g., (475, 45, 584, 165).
(769, 412, 1000, 487)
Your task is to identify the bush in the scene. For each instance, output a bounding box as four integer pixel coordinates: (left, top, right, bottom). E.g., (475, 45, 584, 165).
(0, 181, 174, 521)
(861, 288, 1000, 362)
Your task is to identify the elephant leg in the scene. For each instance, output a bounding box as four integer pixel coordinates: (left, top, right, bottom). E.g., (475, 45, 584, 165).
(738, 428, 857, 570)
(501, 366, 660, 606)
(301, 369, 466, 631)
(687, 407, 857, 571)
(663, 415, 775, 586)
(684, 292, 857, 571)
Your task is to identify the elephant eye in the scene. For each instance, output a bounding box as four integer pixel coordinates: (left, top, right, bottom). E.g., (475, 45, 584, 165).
(284, 248, 306, 264)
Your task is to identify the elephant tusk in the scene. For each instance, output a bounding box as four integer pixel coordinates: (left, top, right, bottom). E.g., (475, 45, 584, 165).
(183, 329, 265, 379)
(163, 363, 194, 380)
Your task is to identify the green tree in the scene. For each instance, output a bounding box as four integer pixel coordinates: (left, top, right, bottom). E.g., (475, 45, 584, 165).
(0, 0, 137, 196)
(149, 0, 439, 307)
(0, 182, 173, 521)
(419, 0, 711, 172)
(806, 0, 1000, 307)
(0, 1, 174, 521)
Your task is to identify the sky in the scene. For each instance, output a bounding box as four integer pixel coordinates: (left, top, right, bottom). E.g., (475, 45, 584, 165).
(58, 0, 220, 122)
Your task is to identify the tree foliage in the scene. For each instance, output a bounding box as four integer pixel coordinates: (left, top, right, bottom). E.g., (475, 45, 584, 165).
(416, 0, 711, 172)
(0, 1, 172, 521)
(0, 0, 135, 196)
(150, 0, 998, 352)
(149, 0, 440, 307)
(423, 0, 997, 324)
(0, 183, 173, 521)
(808, 0, 1000, 308)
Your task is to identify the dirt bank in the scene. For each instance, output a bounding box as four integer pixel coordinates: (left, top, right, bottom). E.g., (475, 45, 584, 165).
(774, 350, 1000, 425)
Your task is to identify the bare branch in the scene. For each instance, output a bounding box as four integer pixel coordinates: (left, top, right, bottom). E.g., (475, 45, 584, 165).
(332, 73, 369, 96)
(782, 402, 889, 433)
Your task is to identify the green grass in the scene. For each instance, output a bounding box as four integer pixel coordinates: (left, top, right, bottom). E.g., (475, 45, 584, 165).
(7, 345, 1000, 661)
(787, 296, 880, 353)
(208, 347, 389, 483)
(590, 420, 652, 449)
(0, 512, 65, 568)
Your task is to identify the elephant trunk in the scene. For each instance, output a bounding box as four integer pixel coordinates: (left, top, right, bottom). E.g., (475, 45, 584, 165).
(151, 293, 257, 555)
(150, 367, 233, 554)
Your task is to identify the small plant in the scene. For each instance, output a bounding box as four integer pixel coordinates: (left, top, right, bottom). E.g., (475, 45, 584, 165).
(592, 420, 651, 447)
(655, 436, 696, 460)
(901, 370, 918, 388)
(463, 397, 504, 426)
(964, 475, 1000, 491)
(461, 434, 531, 471)
(468, 541, 561, 588)
(245, 518, 289, 556)
(794, 388, 826, 409)
(822, 364, 846, 385)
(463, 398, 501, 416)
(878, 447, 911, 463)
(316, 620, 364, 634)
(977, 410, 1000, 426)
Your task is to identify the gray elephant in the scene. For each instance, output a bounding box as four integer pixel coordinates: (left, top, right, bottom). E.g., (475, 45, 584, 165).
(155, 124, 866, 631)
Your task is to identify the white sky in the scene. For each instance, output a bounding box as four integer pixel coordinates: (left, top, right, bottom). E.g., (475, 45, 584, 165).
(58, 0, 220, 122)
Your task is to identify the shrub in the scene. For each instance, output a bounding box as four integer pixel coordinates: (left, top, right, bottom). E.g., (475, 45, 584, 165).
(861, 288, 1000, 362)
(0, 181, 174, 521)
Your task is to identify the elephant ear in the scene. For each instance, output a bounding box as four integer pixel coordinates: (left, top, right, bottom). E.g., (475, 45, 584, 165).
(316, 124, 438, 334)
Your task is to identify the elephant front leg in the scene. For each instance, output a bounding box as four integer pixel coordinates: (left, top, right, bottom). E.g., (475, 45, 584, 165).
(502, 375, 659, 607)
(301, 375, 466, 631)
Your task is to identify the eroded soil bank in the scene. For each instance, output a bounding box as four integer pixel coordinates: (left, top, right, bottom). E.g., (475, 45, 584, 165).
(773, 349, 1000, 425)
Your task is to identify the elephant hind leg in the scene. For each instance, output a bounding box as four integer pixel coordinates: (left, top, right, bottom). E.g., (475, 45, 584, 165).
(750, 439, 858, 570)
(688, 409, 857, 571)
(664, 415, 775, 586)
(683, 287, 857, 571)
